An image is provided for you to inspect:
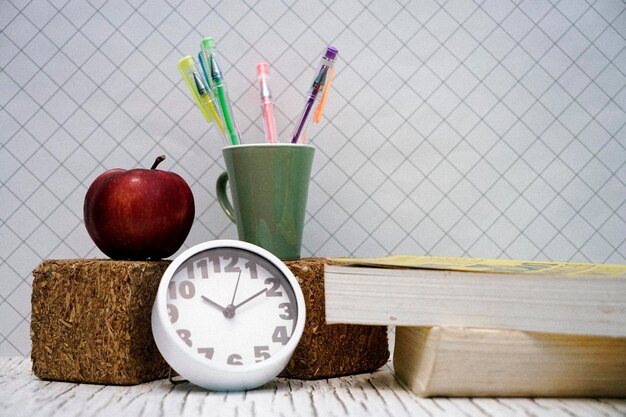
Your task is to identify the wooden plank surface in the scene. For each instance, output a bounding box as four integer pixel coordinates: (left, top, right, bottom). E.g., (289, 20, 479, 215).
(1, 357, 624, 417)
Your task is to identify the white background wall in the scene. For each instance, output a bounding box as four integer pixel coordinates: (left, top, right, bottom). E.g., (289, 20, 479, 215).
(1, 0, 625, 355)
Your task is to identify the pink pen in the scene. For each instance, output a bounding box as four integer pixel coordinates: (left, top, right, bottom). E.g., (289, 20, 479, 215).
(256, 63, 278, 143)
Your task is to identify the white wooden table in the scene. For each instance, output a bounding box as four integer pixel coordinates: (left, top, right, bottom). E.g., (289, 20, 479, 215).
(1, 357, 624, 417)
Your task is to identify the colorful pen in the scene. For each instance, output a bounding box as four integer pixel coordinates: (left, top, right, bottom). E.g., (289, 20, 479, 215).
(177, 56, 225, 134)
(201, 37, 240, 146)
(257, 63, 278, 143)
(290, 46, 338, 144)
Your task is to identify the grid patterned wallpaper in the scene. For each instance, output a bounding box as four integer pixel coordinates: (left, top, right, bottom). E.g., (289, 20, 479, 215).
(1, 0, 625, 356)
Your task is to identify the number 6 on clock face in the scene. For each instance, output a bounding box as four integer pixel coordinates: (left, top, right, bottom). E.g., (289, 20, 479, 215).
(152, 240, 306, 391)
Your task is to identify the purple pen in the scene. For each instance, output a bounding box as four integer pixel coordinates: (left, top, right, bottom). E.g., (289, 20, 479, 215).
(290, 46, 338, 143)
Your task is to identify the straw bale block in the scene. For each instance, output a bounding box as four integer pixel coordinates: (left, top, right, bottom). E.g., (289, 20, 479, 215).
(280, 258, 389, 379)
(31, 259, 170, 385)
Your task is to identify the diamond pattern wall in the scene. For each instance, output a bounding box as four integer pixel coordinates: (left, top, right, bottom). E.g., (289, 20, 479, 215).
(1, 0, 625, 355)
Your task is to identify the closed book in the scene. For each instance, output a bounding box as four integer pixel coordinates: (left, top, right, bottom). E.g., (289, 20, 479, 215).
(325, 256, 626, 337)
(393, 326, 626, 397)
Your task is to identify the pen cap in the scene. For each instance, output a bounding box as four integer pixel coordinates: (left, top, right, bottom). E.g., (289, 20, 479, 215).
(201, 37, 216, 52)
(178, 55, 216, 124)
(324, 46, 338, 61)
(256, 63, 269, 78)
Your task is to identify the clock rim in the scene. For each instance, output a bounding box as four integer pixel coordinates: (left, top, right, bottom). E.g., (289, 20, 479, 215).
(152, 239, 306, 389)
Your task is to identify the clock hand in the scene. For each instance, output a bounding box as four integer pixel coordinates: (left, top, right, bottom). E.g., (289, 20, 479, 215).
(230, 270, 242, 305)
(201, 295, 226, 312)
(233, 288, 268, 310)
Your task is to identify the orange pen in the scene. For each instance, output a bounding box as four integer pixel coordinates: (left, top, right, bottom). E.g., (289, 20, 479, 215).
(313, 67, 335, 124)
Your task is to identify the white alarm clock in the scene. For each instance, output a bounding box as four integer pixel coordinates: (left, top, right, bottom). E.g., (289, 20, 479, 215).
(151, 240, 306, 391)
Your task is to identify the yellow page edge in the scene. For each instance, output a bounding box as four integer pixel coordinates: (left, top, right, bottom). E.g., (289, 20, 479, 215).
(329, 255, 626, 277)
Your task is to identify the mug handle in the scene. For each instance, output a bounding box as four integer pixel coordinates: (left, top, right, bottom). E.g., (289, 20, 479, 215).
(216, 172, 236, 223)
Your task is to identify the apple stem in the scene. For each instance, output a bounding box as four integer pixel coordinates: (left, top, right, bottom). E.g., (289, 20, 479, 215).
(151, 155, 166, 170)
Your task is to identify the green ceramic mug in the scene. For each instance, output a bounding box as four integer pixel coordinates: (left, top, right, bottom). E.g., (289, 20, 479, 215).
(216, 143, 315, 260)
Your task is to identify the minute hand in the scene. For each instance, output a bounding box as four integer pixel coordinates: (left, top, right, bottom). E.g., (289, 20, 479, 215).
(233, 288, 268, 310)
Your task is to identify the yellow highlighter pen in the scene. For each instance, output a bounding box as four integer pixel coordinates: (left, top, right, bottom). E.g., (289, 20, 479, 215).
(177, 56, 225, 135)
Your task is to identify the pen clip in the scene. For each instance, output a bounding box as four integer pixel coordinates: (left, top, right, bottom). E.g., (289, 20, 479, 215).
(313, 67, 335, 124)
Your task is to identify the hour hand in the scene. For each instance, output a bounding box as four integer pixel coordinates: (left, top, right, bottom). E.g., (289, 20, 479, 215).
(201, 295, 226, 312)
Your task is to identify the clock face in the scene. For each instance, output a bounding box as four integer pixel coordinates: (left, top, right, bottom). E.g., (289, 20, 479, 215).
(165, 246, 299, 367)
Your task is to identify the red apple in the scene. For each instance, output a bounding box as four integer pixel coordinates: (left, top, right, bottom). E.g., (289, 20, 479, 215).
(84, 155, 195, 260)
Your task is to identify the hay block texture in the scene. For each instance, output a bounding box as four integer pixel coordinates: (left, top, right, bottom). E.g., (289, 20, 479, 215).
(31, 258, 388, 385)
(31, 259, 171, 385)
(280, 258, 389, 379)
